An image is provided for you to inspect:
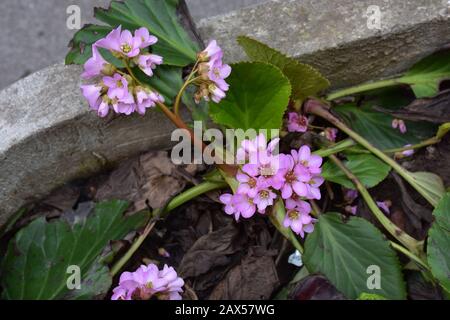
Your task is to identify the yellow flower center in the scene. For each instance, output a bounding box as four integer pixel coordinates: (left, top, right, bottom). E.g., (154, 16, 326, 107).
(121, 43, 132, 54)
(288, 210, 299, 220)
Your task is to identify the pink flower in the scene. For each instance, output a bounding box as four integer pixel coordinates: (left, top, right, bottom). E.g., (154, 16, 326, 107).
(236, 134, 279, 164)
(402, 145, 414, 157)
(392, 119, 407, 134)
(324, 128, 338, 142)
(283, 205, 315, 238)
(81, 84, 102, 110)
(82, 46, 110, 79)
(284, 193, 307, 210)
(236, 171, 259, 198)
(345, 205, 357, 215)
(294, 145, 323, 175)
(199, 40, 223, 61)
(253, 184, 277, 213)
(287, 112, 308, 133)
(134, 27, 158, 49)
(208, 83, 227, 103)
(207, 58, 231, 91)
(137, 54, 163, 76)
(219, 193, 257, 221)
(156, 265, 185, 300)
(272, 153, 311, 199)
(344, 189, 358, 202)
(135, 87, 164, 115)
(305, 175, 325, 200)
(111, 264, 184, 301)
(233, 193, 257, 219)
(219, 193, 239, 220)
(97, 26, 141, 58)
(195, 40, 231, 104)
(377, 200, 391, 214)
(103, 73, 129, 100)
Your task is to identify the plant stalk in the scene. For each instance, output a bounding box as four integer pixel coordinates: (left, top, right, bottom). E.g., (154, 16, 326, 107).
(328, 154, 423, 255)
(305, 100, 436, 207)
(110, 180, 228, 276)
(327, 78, 400, 100)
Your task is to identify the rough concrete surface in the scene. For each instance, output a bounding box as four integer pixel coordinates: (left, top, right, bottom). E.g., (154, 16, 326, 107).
(198, 0, 450, 87)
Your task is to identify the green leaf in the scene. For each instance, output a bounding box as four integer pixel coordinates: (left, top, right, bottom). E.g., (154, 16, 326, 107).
(427, 193, 450, 293)
(209, 62, 291, 131)
(357, 293, 387, 300)
(237, 36, 329, 102)
(322, 154, 391, 189)
(409, 171, 445, 207)
(66, 0, 199, 66)
(399, 50, 450, 98)
(304, 213, 406, 299)
(1, 201, 147, 300)
(335, 103, 436, 149)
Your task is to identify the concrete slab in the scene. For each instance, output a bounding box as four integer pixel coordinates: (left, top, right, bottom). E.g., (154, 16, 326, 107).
(197, 0, 450, 88)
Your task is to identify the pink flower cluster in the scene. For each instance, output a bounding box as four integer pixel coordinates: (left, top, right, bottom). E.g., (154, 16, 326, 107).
(220, 134, 324, 238)
(81, 26, 164, 117)
(195, 40, 231, 103)
(111, 264, 184, 301)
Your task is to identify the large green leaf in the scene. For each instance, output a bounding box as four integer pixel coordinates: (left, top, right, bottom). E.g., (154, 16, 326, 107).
(399, 50, 450, 98)
(209, 62, 291, 131)
(322, 154, 391, 189)
(1, 201, 147, 300)
(304, 213, 406, 299)
(427, 193, 450, 293)
(237, 36, 329, 102)
(335, 103, 436, 149)
(66, 0, 199, 66)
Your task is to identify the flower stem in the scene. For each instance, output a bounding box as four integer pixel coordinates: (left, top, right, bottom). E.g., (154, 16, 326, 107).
(313, 139, 357, 157)
(328, 154, 423, 255)
(389, 241, 430, 272)
(174, 60, 199, 117)
(305, 100, 436, 207)
(327, 78, 401, 100)
(110, 180, 228, 277)
(384, 137, 440, 154)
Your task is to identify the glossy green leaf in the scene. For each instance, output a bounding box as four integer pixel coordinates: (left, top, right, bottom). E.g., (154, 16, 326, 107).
(237, 36, 329, 102)
(210, 62, 291, 131)
(427, 193, 450, 293)
(399, 50, 450, 98)
(322, 154, 391, 189)
(357, 293, 387, 300)
(335, 103, 436, 149)
(1, 201, 147, 300)
(304, 213, 406, 299)
(66, 0, 199, 66)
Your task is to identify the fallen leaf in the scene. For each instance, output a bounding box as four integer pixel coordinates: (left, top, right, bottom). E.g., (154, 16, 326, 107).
(208, 247, 279, 300)
(95, 151, 201, 211)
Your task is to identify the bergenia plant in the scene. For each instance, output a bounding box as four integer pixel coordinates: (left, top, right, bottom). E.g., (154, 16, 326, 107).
(1, 0, 449, 301)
